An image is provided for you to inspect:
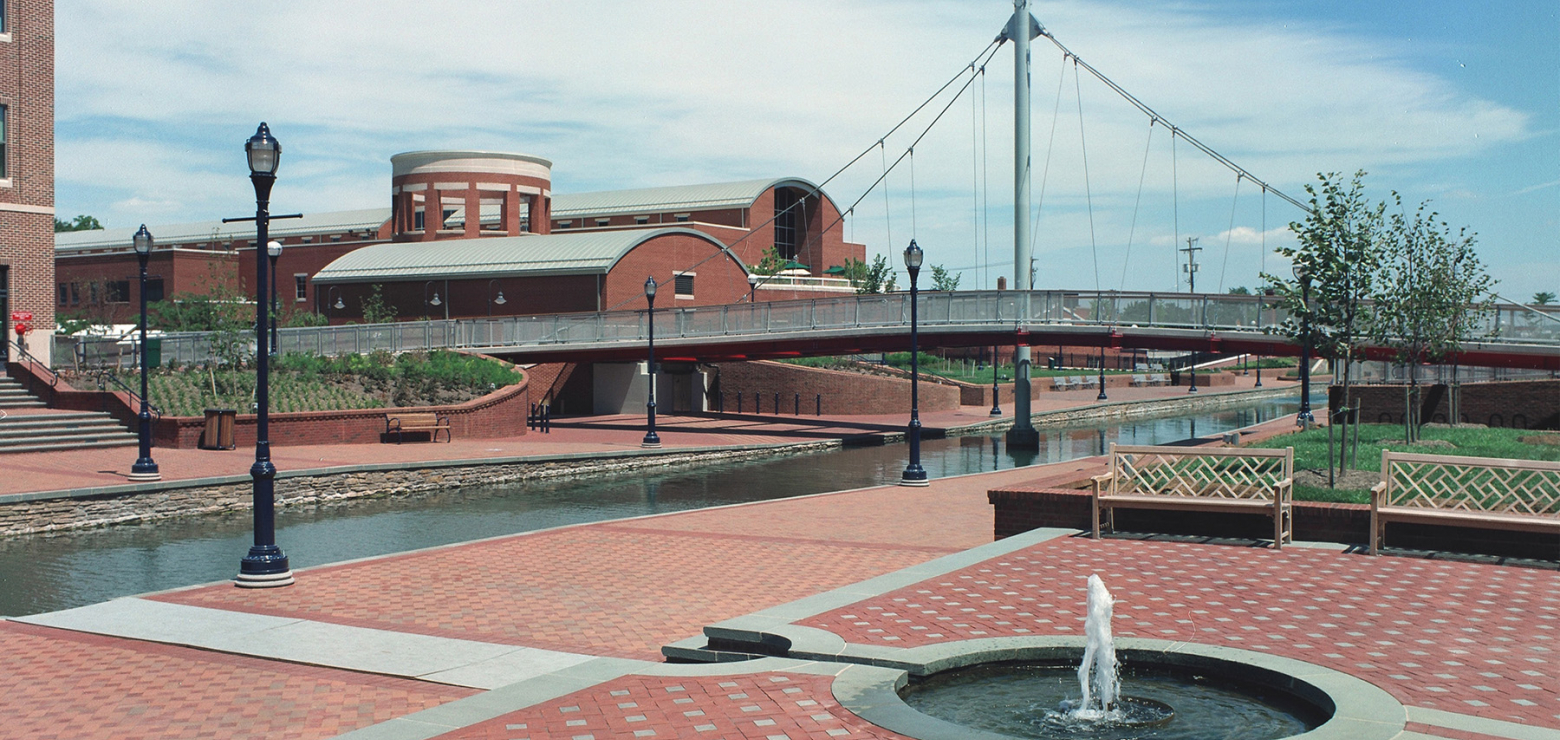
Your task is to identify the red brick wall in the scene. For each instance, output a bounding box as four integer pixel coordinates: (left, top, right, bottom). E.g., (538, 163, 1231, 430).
(0, 0, 54, 364)
(713, 360, 960, 415)
(602, 232, 749, 312)
(1340, 379, 1559, 429)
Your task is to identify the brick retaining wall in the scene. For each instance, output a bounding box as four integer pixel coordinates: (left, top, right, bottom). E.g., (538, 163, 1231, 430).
(714, 360, 960, 415)
(1338, 379, 1559, 429)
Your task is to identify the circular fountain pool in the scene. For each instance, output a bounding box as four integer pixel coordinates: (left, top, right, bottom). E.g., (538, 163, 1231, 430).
(902, 661, 1325, 740)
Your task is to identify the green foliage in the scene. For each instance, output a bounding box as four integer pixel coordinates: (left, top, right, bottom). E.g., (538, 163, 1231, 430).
(841, 255, 898, 294)
(128, 350, 521, 416)
(53, 214, 103, 232)
(1227, 286, 1251, 295)
(1532, 291, 1556, 306)
(282, 309, 330, 328)
(929, 264, 960, 291)
(747, 246, 789, 277)
(359, 285, 397, 324)
(54, 310, 100, 336)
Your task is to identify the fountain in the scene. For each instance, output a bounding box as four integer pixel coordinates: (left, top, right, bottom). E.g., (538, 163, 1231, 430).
(898, 574, 1326, 740)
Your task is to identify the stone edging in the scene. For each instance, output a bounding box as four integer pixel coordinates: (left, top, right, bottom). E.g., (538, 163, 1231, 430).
(0, 440, 840, 538)
(944, 384, 1304, 437)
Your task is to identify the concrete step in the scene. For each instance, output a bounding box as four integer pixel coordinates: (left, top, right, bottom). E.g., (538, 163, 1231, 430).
(0, 422, 131, 441)
(0, 438, 140, 454)
(0, 429, 138, 447)
(0, 400, 48, 409)
(0, 412, 123, 429)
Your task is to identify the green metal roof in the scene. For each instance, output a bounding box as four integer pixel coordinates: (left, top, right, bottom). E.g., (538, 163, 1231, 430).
(54, 208, 391, 252)
(551, 178, 823, 219)
(312, 227, 728, 283)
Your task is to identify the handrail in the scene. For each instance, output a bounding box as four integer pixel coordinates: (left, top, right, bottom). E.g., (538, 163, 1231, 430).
(94, 369, 164, 421)
(7, 338, 61, 388)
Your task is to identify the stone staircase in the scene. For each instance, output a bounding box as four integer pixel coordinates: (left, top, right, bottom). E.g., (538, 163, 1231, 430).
(0, 376, 140, 453)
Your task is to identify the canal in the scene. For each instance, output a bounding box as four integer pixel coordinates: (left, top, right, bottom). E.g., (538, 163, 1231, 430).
(0, 398, 1297, 616)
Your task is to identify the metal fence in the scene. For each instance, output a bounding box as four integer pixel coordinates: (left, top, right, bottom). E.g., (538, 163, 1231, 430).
(53, 290, 1560, 371)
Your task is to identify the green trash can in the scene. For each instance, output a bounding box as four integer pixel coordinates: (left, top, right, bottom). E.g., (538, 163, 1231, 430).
(144, 337, 162, 368)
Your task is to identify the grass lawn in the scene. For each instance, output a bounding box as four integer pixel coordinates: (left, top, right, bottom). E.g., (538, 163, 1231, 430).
(1249, 423, 1560, 504)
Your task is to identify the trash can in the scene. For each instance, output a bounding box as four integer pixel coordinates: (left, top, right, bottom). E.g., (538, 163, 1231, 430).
(199, 408, 237, 450)
(144, 337, 162, 368)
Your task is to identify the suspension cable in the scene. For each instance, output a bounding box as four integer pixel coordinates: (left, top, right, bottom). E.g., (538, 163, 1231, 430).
(909, 147, 917, 241)
(1219, 174, 1241, 293)
(1030, 52, 1070, 281)
(1119, 120, 1154, 290)
(970, 64, 982, 289)
(981, 67, 991, 289)
(1074, 57, 1100, 292)
(1171, 128, 1180, 291)
(880, 141, 894, 257)
(1037, 29, 1307, 212)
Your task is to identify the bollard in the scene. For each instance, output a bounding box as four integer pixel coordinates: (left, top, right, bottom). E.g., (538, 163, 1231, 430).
(794, 393, 800, 415)
(774, 393, 780, 415)
(816, 394, 821, 416)
(755, 392, 761, 414)
(737, 393, 742, 413)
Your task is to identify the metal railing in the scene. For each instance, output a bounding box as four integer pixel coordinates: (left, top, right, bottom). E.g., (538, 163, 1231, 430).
(54, 290, 1560, 370)
(93, 370, 163, 421)
(8, 338, 61, 388)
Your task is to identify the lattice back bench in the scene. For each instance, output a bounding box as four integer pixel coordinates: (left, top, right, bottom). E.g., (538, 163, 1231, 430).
(1369, 451, 1560, 555)
(1091, 443, 1294, 549)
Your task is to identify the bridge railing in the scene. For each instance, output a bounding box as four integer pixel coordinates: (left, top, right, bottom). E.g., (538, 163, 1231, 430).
(55, 290, 1557, 370)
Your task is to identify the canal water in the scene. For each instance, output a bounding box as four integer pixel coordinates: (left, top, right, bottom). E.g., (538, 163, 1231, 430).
(0, 398, 1297, 617)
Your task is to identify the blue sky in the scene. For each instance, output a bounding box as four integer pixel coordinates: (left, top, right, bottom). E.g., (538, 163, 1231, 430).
(56, 1, 1558, 300)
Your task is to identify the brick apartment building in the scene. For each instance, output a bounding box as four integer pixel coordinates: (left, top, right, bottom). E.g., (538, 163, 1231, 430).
(0, 0, 53, 365)
(54, 149, 867, 327)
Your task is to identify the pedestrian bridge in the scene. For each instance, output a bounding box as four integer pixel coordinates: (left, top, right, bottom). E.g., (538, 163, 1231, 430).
(71, 290, 1560, 371)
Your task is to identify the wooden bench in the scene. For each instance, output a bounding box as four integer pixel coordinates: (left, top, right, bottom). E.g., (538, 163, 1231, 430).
(385, 411, 452, 443)
(1092, 443, 1294, 549)
(1369, 451, 1560, 555)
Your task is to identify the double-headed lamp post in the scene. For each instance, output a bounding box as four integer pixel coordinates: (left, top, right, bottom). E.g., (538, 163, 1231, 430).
(237, 122, 292, 588)
(1293, 261, 1315, 426)
(900, 240, 928, 487)
(128, 225, 160, 482)
(642, 276, 661, 448)
(267, 240, 282, 354)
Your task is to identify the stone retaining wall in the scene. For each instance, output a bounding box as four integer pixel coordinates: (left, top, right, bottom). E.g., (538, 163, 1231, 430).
(0, 441, 838, 538)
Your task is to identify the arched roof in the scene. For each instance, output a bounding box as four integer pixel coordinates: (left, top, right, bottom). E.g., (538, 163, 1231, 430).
(551, 177, 830, 219)
(312, 227, 738, 283)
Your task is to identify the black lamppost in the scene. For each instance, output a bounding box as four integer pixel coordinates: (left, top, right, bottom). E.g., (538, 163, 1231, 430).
(642, 276, 661, 448)
(1293, 261, 1315, 426)
(989, 343, 1001, 416)
(900, 240, 928, 487)
(128, 225, 160, 483)
(1096, 342, 1108, 401)
(235, 122, 292, 588)
(266, 240, 282, 354)
(1187, 349, 1199, 394)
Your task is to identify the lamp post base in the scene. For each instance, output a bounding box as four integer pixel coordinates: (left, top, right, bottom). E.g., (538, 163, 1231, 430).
(899, 470, 929, 487)
(235, 570, 295, 588)
(1005, 425, 1040, 450)
(989, 407, 1002, 416)
(127, 470, 162, 482)
(641, 434, 662, 448)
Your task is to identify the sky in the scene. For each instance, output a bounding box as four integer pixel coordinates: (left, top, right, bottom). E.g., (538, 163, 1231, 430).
(56, 1, 1559, 300)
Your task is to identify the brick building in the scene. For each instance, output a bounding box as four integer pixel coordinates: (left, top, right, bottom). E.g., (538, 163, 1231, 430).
(0, 0, 53, 365)
(54, 149, 866, 329)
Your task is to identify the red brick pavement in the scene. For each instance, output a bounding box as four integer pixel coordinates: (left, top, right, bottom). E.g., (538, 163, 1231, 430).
(800, 536, 1560, 728)
(431, 671, 912, 740)
(0, 621, 474, 740)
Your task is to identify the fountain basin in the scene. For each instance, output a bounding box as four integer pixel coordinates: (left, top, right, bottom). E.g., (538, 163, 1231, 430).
(828, 637, 1407, 740)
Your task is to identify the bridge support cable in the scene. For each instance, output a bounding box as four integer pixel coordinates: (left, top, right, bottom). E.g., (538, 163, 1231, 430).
(1219, 174, 1242, 293)
(970, 65, 983, 290)
(981, 69, 992, 289)
(1036, 28, 1308, 214)
(881, 141, 894, 260)
(1028, 55, 1070, 286)
(1073, 57, 1101, 292)
(1119, 120, 1155, 291)
(1172, 129, 1180, 291)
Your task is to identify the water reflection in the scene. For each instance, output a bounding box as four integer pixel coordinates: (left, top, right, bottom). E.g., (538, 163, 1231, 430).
(0, 398, 1295, 616)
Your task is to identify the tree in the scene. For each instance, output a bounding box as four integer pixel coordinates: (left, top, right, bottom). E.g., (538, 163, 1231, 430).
(1263, 171, 1384, 473)
(747, 246, 788, 277)
(359, 285, 398, 324)
(1226, 286, 1251, 295)
(54, 214, 103, 232)
(1533, 291, 1556, 306)
(930, 264, 961, 291)
(1371, 196, 1493, 442)
(840, 255, 898, 294)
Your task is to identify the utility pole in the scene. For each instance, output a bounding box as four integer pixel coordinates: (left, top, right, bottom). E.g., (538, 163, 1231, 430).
(1180, 236, 1201, 293)
(1005, 0, 1041, 449)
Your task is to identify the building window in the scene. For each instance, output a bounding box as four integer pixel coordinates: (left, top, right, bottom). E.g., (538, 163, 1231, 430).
(556, 221, 572, 229)
(674, 214, 690, 222)
(294, 274, 308, 301)
(414, 210, 425, 230)
(0, 1, 7, 34)
(774, 188, 801, 261)
(674, 273, 694, 297)
(145, 278, 165, 303)
(69, 283, 80, 305)
(595, 218, 610, 227)
(105, 281, 130, 303)
(88, 283, 99, 304)
(634, 216, 649, 225)
(331, 234, 341, 242)
(58, 283, 67, 304)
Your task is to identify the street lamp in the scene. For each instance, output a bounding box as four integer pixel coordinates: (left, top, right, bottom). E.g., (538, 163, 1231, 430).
(1096, 342, 1108, 401)
(747, 273, 759, 302)
(267, 240, 282, 354)
(990, 343, 1001, 416)
(900, 240, 928, 487)
(236, 122, 292, 588)
(1292, 261, 1315, 425)
(488, 279, 507, 316)
(642, 276, 661, 448)
(128, 225, 160, 483)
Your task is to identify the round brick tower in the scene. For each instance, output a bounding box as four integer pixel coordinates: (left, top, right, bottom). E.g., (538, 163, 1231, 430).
(389, 151, 552, 241)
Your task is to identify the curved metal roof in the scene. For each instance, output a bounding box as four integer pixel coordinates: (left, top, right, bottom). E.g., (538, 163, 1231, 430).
(54, 208, 391, 253)
(551, 177, 826, 219)
(312, 227, 734, 283)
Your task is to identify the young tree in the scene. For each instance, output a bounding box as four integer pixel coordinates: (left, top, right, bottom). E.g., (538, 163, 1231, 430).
(1371, 196, 1493, 441)
(359, 285, 398, 324)
(747, 246, 788, 277)
(54, 214, 103, 232)
(1263, 171, 1384, 472)
(929, 264, 961, 291)
(841, 255, 898, 294)
(1533, 291, 1556, 306)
